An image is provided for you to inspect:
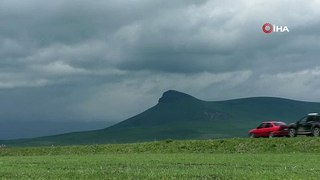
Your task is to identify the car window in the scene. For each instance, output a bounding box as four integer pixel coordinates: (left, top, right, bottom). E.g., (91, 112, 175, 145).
(265, 123, 272, 128)
(257, 123, 265, 129)
(299, 117, 308, 123)
(307, 116, 317, 122)
(274, 122, 286, 126)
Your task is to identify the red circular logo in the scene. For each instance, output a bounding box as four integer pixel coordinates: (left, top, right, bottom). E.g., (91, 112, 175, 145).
(262, 23, 273, 34)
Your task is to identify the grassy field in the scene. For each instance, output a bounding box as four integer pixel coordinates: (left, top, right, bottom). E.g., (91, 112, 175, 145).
(1, 153, 320, 179)
(1, 137, 320, 179)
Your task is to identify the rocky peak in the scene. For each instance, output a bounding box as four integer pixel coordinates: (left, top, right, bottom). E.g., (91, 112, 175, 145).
(158, 90, 195, 103)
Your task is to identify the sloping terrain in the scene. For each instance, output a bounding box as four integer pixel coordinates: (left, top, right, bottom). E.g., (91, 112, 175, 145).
(2, 90, 320, 146)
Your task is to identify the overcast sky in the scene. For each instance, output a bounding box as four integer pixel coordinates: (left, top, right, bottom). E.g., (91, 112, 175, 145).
(1, 0, 320, 123)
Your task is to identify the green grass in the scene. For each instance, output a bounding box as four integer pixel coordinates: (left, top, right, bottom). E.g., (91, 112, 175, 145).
(2, 137, 320, 155)
(0, 153, 319, 179)
(1, 138, 320, 179)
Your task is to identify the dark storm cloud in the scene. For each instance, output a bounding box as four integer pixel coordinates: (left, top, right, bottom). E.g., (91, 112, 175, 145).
(0, 0, 320, 123)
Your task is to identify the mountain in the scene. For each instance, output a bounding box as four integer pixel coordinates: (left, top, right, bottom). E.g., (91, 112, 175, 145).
(0, 121, 113, 140)
(2, 90, 320, 146)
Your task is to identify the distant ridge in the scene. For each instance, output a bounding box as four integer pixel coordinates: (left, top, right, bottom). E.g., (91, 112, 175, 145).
(2, 90, 320, 146)
(158, 90, 196, 103)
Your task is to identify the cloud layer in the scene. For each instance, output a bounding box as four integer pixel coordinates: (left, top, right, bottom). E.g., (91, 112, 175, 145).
(1, 0, 320, 122)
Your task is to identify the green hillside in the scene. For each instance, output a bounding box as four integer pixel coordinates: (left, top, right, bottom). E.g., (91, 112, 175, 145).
(2, 90, 320, 146)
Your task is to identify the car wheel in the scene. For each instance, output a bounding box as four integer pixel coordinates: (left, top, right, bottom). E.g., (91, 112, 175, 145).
(312, 127, 320, 137)
(269, 133, 274, 138)
(249, 133, 255, 138)
(289, 128, 297, 137)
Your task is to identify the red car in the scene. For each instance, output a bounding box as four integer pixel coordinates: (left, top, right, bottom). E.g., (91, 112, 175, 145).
(249, 121, 289, 138)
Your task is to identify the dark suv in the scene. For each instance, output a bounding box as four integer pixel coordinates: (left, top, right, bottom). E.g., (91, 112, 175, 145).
(288, 113, 320, 137)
